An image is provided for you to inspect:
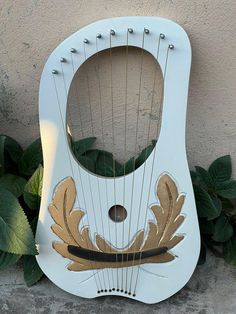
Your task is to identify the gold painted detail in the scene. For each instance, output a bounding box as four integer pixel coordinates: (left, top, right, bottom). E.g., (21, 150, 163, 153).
(49, 174, 185, 271)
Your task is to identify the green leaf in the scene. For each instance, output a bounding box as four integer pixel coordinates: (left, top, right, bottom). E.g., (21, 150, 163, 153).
(84, 149, 100, 163)
(199, 218, 215, 235)
(95, 151, 121, 177)
(23, 255, 43, 287)
(197, 242, 206, 265)
(96, 150, 113, 159)
(77, 156, 95, 173)
(0, 174, 27, 197)
(204, 238, 224, 258)
(135, 145, 154, 169)
(0, 251, 21, 270)
(23, 217, 43, 286)
(0, 135, 23, 175)
(23, 165, 43, 210)
(208, 155, 231, 183)
(195, 166, 214, 189)
(72, 137, 96, 157)
(223, 238, 236, 266)
(221, 198, 236, 219)
(151, 140, 157, 147)
(215, 180, 236, 199)
(212, 213, 233, 242)
(221, 198, 234, 210)
(30, 217, 38, 235)
(211, 196, 222, 214)
(123, 157, 135, 175)
(0, 135, 23, 164)
(193, 184, 221, 220)
(190, 170, 198, 184)
(0, 188, 37, 255)
(18, 139, 43, 176)
(116, 157, 135, 176)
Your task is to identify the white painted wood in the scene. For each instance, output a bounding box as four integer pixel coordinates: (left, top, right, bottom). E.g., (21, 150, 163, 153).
(36, 16, 200, 304)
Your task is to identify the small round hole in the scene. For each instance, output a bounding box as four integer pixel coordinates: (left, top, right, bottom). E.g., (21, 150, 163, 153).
(109, 205, 127, 223)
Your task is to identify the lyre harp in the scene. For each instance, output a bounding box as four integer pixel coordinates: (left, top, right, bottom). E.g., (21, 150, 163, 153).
(36, 17, 200, 304)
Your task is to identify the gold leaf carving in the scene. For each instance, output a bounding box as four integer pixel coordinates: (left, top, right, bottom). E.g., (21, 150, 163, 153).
(49, 173, 186, 271)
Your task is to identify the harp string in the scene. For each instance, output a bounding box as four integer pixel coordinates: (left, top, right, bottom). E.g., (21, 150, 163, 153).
(109, 31, 120, 290)
(53, 70, 102, 292)
(94, 37, 114, 290)
(121, 28, 129, 293)
(125, 29, 146, 294)
(129, 33, 163, 293)
(62, 62, 105, 290)
(82, 43, 111, 291)
(132, 43, 172, 295)
(70, 53, 84, 137)
(67, 57, 108, 292)
(67, 28, 169, 294)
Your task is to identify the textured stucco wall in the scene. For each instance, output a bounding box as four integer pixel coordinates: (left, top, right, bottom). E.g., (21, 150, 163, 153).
(1, 0, 236, 170)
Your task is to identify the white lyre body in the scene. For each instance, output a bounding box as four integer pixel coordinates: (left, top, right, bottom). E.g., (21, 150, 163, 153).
(36, 16, 200, 304)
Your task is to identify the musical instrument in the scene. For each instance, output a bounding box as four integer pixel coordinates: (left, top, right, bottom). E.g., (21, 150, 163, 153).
(36, 16, 200, 304)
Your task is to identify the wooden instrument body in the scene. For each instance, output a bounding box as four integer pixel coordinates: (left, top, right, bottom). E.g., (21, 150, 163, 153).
(36, 16, 200, 304)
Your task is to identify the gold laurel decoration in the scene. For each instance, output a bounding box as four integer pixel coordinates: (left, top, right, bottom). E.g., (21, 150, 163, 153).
(49, 174, 185, 271)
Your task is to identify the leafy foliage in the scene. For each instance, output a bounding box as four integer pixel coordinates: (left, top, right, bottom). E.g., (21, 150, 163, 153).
(0, 251, 21, 270)
(0, 135, 23, 175)
(0, 134, 236, 287)
(224, 239, 236, 266)
(23, 165, 43, 210)
(23, 218, 43, 287)
(23, 254, 43, 287)
(18, 138, 43, 176)
(72, 137, 96, 156)
(0, 188, 37, 255)
(0, 136, 42, 286)
(72, 138, 156, 177)
(192, 155, 236, 265)
(0, 174, 26, 197)
(208, 155, 232, 183)
(193, 184, 221, 220)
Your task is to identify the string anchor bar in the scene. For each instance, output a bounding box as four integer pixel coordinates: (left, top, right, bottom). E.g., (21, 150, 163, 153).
(67, 245, 168, 262)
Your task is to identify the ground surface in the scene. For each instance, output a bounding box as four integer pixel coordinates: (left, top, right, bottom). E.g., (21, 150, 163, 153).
(0, 253, 235, 314)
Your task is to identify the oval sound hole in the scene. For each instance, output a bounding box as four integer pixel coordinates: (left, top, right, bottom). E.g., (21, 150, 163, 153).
(109, 205, 127, 223)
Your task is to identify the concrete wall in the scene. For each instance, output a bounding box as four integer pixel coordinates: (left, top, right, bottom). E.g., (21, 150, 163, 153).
(1, 0, 236, 170)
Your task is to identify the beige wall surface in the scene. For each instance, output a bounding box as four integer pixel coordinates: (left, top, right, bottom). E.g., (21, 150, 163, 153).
(0, 0, 236, 170)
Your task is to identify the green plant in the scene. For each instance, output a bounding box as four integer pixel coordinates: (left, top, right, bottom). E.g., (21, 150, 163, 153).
(0, 134, 236, 287)
(0, 135, 43, 286)
(192, 155, 236, 265)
